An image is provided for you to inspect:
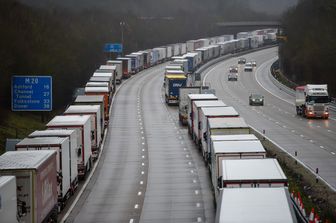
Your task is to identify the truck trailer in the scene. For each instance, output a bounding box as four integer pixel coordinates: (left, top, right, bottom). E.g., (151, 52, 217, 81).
(215, 187, 297, 223)
(210, 140, 266, 198)
(187, 94, 218, 135)
(15, 137, 75, 209)
(164, 74, 187, 105)
(0, 151, 58, 223)
(191, 100, 226, 143)
(64, 105, 102, 158)
(74, 95, 106, 128)
(0, 176, 17, 223)
(47, 115, 92, 178)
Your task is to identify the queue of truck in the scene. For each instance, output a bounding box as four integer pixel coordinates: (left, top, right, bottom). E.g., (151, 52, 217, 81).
(0, 28, 280, 222)
(175, 90, 298, 222)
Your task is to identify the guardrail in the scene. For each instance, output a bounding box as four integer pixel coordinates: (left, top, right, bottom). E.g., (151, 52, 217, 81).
(270, 60, 336, 112)
(198, 48, 335, 222)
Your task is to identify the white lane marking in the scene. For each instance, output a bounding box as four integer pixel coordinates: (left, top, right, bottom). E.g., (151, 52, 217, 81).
(140, 181, 143, 185)
(141, 131, 144, 134)
(310, 140, 314, 143)
(129, 219, 134, 223)
(300, 135, 304, 138)
(141, 163, 145, 166)
(142, 149, 145, 152)
(184, 148, 187, 150)
(142, 155, 145, 159)
(320, 146, 324, 149)
(197, 217, 202, 222)
(195, 190, 199, 195)
(134, 204, 139, 209)
(188, 161, 192, 165)
(283, 126, 287, 128)
(190, 170, 194, 174)
(186, 154, 189, 158)
(254, 57, 336, 121)
(193, 179, 197, 183)
(331, 152, 335, 155)
(327, 129, 332, 132)
(196, 203, 201, 208)
(142, 142, 145, 145)
(141, 136, 145, 140)
(255, 57, 294, 105)
(291, 130, 295, 133)
(141, 171, 145, 175)
(138, 191, 142, 196)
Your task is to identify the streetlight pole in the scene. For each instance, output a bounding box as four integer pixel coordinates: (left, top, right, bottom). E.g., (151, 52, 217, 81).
(120, 21, 125, 56)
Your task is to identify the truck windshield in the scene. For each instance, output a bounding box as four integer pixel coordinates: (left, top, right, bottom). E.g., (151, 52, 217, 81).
(307, 96, 329, 103)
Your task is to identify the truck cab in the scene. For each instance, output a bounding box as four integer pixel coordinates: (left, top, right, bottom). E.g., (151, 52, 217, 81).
(295, 84, 329, 119)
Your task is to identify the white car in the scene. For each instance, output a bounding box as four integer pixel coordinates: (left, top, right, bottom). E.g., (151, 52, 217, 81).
(244, 62, 253, 72)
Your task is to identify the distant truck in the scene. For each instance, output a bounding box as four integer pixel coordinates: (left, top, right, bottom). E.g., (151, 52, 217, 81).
(295, 84, 329, 119)
(164, 74, 187, 105)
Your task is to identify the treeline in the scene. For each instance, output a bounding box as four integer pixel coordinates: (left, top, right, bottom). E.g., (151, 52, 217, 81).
(0, 0, 275, 123)
(279, 0, 336, 96)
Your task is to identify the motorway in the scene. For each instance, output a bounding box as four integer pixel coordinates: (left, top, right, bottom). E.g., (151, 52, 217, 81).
(65, 47, 336, 222)
(65, 64, 215, 222)
(202, 47, 336, 190)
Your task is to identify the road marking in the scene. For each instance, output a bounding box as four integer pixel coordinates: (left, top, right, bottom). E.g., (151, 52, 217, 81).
(140, 181, 143, 185)
(142, 149, 145, 152)
(138, 191, 142, 196)
(141, 171, 145, 175)
(195, 190, 199, 195)
(310, 140, 314, 143)
(291, 130, 295, 133)
(196, 203, 201, 208)
(141, 136, 145, 140)
(283, 125, 287, 128)
(134, 204, 139, 209)
(129, 219, 134, 223)
(331, 152, 335, 155)
(186, 154, 189, 158)
(190, 170, 194, 174)
(141, 131, 144, 134)
(193, 179, 197, 183)
(139, 122, 142, 125)
(141, 163, 145, 166)
(300, 135, 304, 138)
(320, 146, 324, 149)
(327, 129, 332, 132)
(184, 148, 187, 150)
(142, 155, 145, 159)
(317, 126, 321, 128)
(142, 142, 145, 145)
(197, 217, 202, 222)
(188, 161, 192, 165)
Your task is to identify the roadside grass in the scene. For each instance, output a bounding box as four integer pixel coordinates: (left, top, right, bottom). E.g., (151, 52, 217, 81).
(0, 110, 47, 154)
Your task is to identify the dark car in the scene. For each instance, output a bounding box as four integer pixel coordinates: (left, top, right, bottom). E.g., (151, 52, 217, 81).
(249, 94, 264, 106)
(238, 58, 246, 64)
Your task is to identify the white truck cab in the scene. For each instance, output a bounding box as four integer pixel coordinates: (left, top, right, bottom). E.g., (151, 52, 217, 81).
(295, 84, 329, 119)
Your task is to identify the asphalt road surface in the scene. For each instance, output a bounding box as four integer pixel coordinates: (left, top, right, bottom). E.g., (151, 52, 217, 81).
(203, 47, 336, 190)
(65, 63, 215, 223)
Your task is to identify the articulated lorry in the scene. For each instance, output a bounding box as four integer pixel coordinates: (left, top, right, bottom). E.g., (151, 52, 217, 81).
(164, 74, 187, 105)
(295, 84, 329, 119)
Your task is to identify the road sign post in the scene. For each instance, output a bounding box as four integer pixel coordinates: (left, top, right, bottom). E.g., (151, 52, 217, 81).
(11, 76, 52, 111)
